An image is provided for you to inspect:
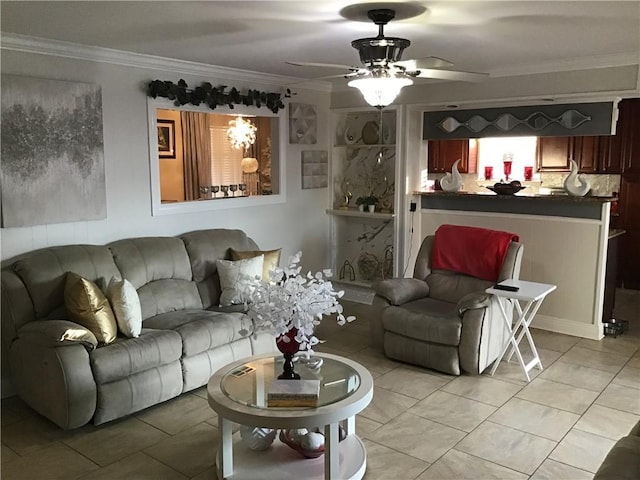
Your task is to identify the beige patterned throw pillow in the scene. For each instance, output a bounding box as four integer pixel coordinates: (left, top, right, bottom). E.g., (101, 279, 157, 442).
(216, 255, 264, 306)
(230, 248, 281, 281)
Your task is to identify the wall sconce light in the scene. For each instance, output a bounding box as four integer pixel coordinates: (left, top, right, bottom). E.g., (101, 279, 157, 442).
(227, 116, 257, 151)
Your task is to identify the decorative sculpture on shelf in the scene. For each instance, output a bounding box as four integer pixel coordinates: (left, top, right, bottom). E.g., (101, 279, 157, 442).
(440, 159, 463, 192)
(563, 159, 591, 197)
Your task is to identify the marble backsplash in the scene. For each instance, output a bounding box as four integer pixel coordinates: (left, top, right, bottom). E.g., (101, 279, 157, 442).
(428, 173, 621, 197)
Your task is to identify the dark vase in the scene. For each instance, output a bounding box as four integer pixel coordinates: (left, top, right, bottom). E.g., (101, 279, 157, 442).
(276, 327, 301, 380)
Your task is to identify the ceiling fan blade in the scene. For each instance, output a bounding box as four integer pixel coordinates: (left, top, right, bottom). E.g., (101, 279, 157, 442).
(394, 56, 454, 70)
(285, 61, 359, 70)
(287, 72, 360, 86)
(411, 68, 489, 82)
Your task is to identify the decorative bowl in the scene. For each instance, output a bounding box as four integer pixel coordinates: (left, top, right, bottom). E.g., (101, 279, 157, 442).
(486, 185, 526, 195)
(279, 430, 325, 458)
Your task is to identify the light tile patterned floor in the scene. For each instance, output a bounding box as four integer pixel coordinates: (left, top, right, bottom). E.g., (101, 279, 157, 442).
(1, 290, 639, 479)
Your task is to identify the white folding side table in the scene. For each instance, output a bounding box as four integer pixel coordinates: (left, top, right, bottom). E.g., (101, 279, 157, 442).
(487, 279, 557, 382)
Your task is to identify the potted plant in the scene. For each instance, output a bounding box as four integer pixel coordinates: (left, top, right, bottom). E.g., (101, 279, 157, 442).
(355, 195, 378, 212)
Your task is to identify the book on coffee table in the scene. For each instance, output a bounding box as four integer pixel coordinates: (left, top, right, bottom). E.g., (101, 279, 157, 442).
(267, 379, 320, 407)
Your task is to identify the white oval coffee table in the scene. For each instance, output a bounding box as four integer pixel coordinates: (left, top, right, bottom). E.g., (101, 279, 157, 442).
(207, 352, 374, 480)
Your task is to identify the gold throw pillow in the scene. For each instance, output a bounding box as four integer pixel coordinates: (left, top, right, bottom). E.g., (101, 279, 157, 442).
(230, 248, 281, 281)
(64, 272, 117, 345)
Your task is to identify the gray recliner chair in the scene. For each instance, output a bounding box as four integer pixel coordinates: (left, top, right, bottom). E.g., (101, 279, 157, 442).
(371, 233, 523, 375)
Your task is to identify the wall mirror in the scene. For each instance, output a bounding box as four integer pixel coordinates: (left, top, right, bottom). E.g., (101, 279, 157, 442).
(147, 99, 285, 216)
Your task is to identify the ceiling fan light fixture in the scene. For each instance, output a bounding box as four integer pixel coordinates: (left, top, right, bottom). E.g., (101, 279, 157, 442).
(348, 75, 413, 108)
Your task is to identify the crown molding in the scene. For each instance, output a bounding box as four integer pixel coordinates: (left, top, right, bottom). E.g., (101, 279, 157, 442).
(489, 52, 639, 78)
(0, 33, 333, 93)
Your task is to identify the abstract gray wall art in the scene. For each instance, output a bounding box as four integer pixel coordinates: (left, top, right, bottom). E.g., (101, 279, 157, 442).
(289, 103, 317, 144)
(301, 150, 328, 189)
(1, 75, 106, 227)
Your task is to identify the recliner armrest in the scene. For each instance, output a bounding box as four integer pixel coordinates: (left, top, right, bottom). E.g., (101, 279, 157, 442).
(457, 292, 491, 316)
(373, 278, 430, 306)
(17, 320, 98, 351)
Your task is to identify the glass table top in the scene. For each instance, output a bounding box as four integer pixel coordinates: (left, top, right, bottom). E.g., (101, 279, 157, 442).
(220, 355, 361, 409)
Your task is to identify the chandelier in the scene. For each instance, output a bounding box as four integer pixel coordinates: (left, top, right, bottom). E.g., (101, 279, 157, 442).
(348, 71, 413, 109)
(227, 116, 257, 151)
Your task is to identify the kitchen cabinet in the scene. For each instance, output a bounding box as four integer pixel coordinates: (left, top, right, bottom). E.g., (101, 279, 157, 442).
(537, 135, 623, 174)
(427, 139, 469, 173)
(619, 98, 640, 174)
(536, 136, 572, 171)
(615, 174, 640, 289)
(571, 136, 600, 173)
(613, 98, 640, 289)
(597, 136, 621, 174)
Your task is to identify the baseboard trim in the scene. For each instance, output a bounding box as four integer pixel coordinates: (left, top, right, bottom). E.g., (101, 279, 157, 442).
(532, 314, 603, 340)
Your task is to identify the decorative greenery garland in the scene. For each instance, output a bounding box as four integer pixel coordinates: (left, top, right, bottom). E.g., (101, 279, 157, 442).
(147, 79, 291, 114)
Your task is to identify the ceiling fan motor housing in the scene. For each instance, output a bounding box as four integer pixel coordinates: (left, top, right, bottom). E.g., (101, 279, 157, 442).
(352, 9, 410, 67)
(351, 37, 411, 67)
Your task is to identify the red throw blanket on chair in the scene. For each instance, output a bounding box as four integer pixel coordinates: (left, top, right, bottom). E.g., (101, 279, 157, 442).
(431, 225, 519, 281)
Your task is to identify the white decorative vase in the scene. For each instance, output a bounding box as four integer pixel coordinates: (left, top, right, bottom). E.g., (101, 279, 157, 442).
(240, 425, 277, 451)
(358, 204, 364, 212)
(367, 204, 375, 213)
(440, 159, 463, 192)
(563, 159, 591, 196)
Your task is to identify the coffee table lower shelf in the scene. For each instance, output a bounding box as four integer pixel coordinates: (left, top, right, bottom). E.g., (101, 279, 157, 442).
(216, 432, 367, 480)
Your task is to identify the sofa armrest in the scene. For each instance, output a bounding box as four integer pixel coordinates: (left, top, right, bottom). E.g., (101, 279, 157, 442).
(457, 292, 491, 316)
(373, 279, 430, 306)
(17, 320, 98, 351)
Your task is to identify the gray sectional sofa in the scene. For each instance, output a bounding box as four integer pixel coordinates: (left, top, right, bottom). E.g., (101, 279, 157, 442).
(1, 229, 277, 429)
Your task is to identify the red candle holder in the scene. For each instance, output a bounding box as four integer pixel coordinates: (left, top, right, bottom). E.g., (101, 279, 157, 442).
(524, 166, 533, 181)
(484, 166, 493, 180)
(503, 161, 513, 181)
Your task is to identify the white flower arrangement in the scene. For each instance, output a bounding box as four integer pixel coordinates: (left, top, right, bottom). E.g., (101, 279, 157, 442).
(239, 252, 355, 354)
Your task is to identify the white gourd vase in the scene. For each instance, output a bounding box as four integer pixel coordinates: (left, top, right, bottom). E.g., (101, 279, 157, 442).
(563, 159, 591, 196)
(239, 425, 277, 451)
(440, 159, 463, 192)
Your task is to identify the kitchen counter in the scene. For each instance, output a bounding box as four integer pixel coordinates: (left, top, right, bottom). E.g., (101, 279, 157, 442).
(414, 190, 615, 220)
(413, 190, 616, 202)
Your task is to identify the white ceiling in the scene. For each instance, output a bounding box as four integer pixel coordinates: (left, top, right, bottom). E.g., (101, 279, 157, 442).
(2, 1, 639, 89)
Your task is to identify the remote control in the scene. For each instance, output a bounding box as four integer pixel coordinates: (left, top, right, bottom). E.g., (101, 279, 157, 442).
(493, 284, 519, 292)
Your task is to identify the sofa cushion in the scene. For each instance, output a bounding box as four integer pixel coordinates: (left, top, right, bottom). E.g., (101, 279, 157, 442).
(230, 248, 281, 280)
(374, 278, 430, 305)
(593, 435, 640, 480)
(89, 328, 182, 384)
(180, 229, 259, 309)
(143, 309, 254, 357)
(64, 273, 117, 345)
(427, 270, 492, 304)
(11, 245, 121, 321)
(382, 300, 462, 346)
(107, 278, 142, 338)
(17, 320, 98, 351)
(108, 237, 203, 319)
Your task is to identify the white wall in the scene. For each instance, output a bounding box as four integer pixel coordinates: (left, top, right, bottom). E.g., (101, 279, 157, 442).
(0, 48, 332, 273)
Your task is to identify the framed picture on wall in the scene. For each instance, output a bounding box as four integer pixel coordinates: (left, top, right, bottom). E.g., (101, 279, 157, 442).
(157, 119, 175, 158)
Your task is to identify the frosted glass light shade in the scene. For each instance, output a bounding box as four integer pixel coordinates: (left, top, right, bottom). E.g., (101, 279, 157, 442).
(241, 157, 259, 173)
(348, 77, 413, 108)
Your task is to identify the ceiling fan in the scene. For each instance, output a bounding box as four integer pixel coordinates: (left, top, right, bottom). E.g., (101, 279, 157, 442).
(287, 8, 488, 108)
